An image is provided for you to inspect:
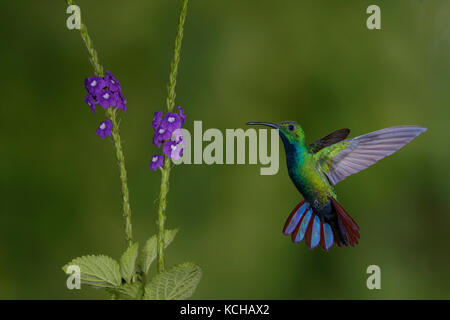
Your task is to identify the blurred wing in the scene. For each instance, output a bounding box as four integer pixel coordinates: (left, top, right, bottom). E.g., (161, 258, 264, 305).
(317, 126, 427, 185)
(309, 128, 350, 153)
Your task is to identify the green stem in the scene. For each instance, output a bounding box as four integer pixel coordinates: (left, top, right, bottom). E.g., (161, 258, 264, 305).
(66, 0, 103, 76)
(107, 108, 133, 247)
(65, 0, 133, 247)
(156, 0, 189, 274)
(166, 0, 189, 112)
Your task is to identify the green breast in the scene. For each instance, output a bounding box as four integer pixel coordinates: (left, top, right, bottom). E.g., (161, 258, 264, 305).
(286, 145, 336, 205)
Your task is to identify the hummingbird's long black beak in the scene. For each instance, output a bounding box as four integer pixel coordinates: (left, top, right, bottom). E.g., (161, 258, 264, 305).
(246, 122, 279, 129)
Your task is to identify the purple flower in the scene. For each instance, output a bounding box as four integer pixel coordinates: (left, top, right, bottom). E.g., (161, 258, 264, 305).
(177, 106, 186, 124)
(152, 111, 163, 131)
(153, 126, 172, 148)
(84, 95, 97, 113)
(116, 91, 127, 112)
(171, 128, 184, 143)
(152, 112, 180, 148)
(152, 134, 164, 148)
(150, 108, 187, 164)
(149, 154, 164, 171)
(97, 89, 117, 109)
(83, 72, 127, 113)
(85, 76, 105, 96)
(104, 70, 121, 92)
(163, 140, 185, 161)
(163, 141, 177, 158)
(160, 112, 181, 133)
(96, 119, 113, 139)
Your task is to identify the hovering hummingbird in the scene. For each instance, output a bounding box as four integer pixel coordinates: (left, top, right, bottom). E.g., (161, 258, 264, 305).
(247, 121, 426, 250)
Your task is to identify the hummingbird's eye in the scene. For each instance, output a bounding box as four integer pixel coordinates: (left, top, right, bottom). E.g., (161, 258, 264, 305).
(288, 125, 294, 131)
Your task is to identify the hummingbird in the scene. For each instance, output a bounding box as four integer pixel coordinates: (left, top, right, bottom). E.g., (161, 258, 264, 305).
(247, 121, 426, 250)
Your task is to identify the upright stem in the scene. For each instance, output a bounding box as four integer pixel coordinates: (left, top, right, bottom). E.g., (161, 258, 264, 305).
(166, 0, 189, 113)
(108, 108, 133, 247)
(66, 0, 133, 247)
(66, 0, 103, 76)
(156, 0, 189, 273)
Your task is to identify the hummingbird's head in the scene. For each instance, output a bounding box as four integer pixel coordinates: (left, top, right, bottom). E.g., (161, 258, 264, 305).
(246, 121, 306, 147)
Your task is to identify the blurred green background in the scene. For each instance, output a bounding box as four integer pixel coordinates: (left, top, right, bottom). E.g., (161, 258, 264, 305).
(0, 0, 449, 299)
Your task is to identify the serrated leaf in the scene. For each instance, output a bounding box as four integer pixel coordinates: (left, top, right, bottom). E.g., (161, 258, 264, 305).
(139, 229, 178, 274)
(109, 283, 144, 300)
(62, 255, 121, 288)
(143, 262, 202, 300)
(120, 242, 139, 283)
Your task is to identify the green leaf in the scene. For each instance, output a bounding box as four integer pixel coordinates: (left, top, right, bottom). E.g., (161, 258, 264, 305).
(119, 242, 139, 283)
(143, 262, 202, 300)
(109, 283, 144, 300)
(62, 255, 121, 288)
(139, 229, 178, 274)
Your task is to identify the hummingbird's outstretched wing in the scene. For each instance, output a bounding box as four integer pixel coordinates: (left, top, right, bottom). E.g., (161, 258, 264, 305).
(315, 126, 427, 185)
(308, 128, 350, 153)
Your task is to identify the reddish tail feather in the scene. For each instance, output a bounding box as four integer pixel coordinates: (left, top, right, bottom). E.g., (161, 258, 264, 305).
(330, 197, 360, 247)
(283, 198, 360, 250)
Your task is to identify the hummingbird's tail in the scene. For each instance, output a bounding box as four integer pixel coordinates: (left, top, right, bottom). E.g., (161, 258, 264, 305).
(283, 198, 360, 250)
(329, 197, 360, 248)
